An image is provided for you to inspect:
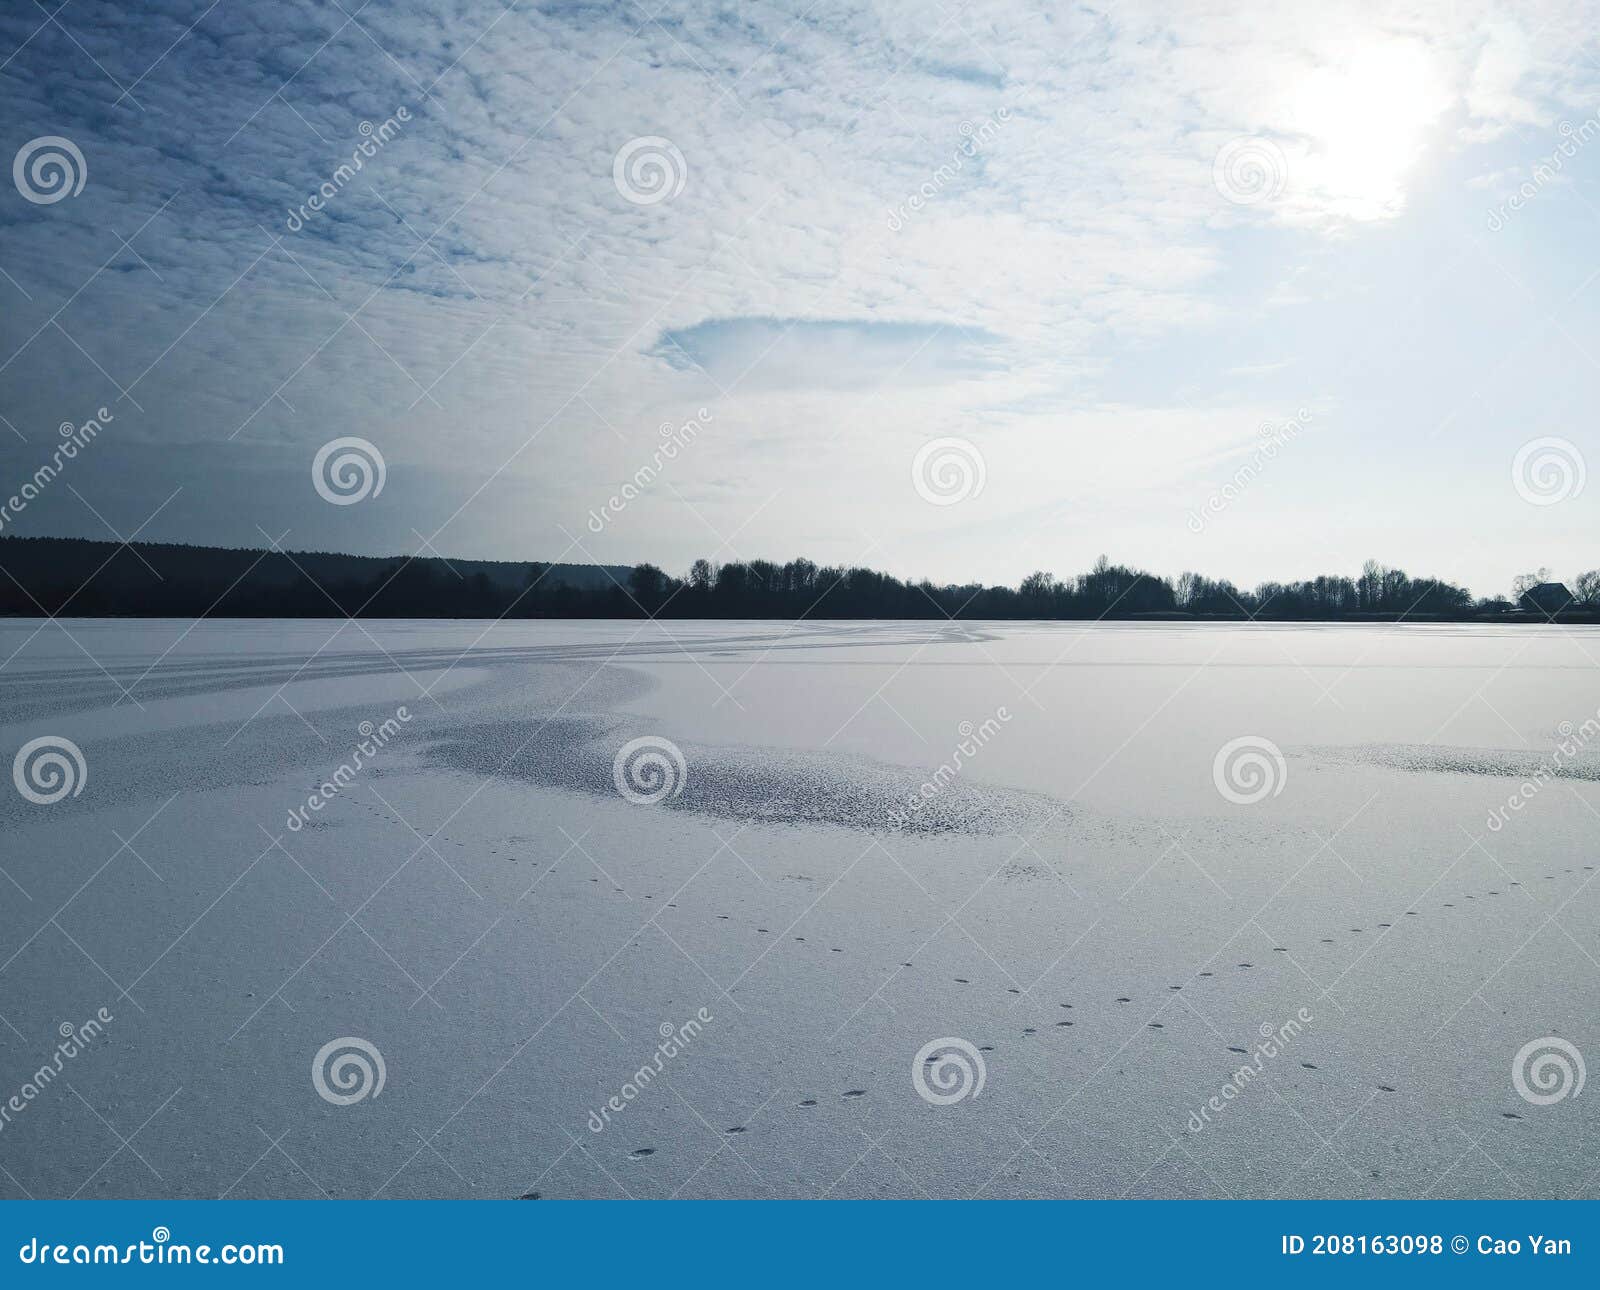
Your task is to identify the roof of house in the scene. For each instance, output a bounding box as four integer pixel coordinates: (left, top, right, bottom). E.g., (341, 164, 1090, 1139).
(1520, 582, 1573, 608)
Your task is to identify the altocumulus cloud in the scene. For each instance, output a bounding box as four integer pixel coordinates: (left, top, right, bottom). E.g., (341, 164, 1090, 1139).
(0, 0, 1593, 584)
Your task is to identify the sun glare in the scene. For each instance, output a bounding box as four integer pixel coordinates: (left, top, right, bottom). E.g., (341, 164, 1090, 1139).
(1289, 38, 1450, 220)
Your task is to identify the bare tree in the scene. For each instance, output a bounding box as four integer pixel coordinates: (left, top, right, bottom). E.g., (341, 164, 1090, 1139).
(1176, 571, 1200, 608)
(1360, 559, 1383, 610)
(1019, 570, 1058, 602)
(1511, 567, 1552, 599)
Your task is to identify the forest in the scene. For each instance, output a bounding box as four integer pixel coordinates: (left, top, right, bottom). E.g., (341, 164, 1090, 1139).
(2, 536, 1594, 622)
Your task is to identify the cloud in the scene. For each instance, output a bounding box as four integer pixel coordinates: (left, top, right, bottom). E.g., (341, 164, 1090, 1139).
(652, 317, 1005, 391)
(0, 0, 1595, 590)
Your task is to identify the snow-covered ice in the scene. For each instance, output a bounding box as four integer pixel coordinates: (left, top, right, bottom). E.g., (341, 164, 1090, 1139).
(0, 618, 1596, 1199)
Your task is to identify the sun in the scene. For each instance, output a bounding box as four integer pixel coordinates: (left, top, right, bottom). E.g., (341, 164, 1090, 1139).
(1288, 37, 1451, 221)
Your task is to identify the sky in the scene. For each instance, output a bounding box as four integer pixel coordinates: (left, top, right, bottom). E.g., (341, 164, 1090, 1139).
(1, 0, 1598, 598)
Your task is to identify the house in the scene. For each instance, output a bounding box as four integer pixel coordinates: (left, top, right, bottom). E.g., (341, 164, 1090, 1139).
(1520, 582, 1574, 615)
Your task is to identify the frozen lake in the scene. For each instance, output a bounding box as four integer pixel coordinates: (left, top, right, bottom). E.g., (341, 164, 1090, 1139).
(0, 618, 1596, 1199)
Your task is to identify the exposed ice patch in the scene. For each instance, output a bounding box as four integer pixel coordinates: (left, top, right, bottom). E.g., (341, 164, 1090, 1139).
(422, 716, 1059, 835)
(1307, 743, 1600, 781)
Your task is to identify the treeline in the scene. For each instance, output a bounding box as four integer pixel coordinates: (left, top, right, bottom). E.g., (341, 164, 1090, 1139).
(0, 536, 628, 618)
(624, 556, 1520, 619)
(1, 537, 1592, 621)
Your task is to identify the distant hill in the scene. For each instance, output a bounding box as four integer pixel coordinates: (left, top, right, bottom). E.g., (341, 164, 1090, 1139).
(0, 535, 635, 618)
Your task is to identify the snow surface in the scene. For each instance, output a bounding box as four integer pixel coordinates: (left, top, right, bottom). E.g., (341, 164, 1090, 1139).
(0, 617, 1596, 1199)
